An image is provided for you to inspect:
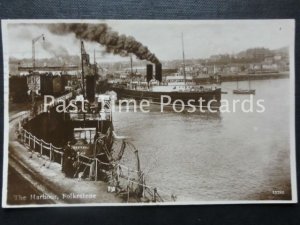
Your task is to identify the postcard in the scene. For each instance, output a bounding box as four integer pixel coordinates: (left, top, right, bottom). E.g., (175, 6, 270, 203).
(1, 19, 297, 207)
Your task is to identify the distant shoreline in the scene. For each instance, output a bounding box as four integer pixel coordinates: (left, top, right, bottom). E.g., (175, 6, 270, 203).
(194, 71, 289, 84)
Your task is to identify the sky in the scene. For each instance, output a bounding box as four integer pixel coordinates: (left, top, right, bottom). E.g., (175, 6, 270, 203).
(5, 20, 294, 63)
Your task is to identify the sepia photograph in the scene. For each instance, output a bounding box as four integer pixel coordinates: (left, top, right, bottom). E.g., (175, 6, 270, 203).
(1, 19, 297, 207)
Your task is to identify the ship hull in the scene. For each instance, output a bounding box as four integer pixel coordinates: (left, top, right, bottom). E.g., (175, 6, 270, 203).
(112, 87, 222, 109)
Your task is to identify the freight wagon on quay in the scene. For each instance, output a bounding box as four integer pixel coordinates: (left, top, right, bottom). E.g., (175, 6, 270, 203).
(9, 66, 79, 103)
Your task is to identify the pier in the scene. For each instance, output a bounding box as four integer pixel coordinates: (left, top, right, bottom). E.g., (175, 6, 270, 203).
(7, 91, 173, 205)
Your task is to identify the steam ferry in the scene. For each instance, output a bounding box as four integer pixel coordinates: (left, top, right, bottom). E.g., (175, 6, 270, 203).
(112, 67, 221, 109)
(111, 34, 221, 110)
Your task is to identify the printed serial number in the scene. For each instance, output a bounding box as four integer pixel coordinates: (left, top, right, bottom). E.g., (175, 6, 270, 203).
(272, 190, 285, 195)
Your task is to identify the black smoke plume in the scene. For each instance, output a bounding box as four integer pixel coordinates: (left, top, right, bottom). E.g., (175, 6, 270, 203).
(42, 41, 69, 57)
(47, 23, 160, 64)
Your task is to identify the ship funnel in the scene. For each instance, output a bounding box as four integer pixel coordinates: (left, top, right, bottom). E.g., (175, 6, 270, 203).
(146, 64, 153, 83)
(155, 63, 162, 82)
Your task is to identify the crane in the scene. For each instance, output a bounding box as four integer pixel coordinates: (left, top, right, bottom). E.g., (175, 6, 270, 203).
(32, 34, 45, 70)
(29, 34, 45, 116)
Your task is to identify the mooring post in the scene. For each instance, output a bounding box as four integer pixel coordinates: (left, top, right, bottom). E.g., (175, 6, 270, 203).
(49, 143, 52, 162)
(95, 159, 98, 181)
(33, 136, 36, 150)
(23, 130, 25, 143)
(127, 168, 130, 202)
(28, 132, 31, 147)
(60, 152, 63, 166)
(117, 165, 120, 182)
(127, 185, 130, 203)
(153, 188, 157, 202)
(142, 173, 145, 198)
(18, 121, 21, 133)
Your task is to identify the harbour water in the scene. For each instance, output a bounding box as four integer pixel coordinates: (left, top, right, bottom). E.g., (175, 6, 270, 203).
(113, 78, 292, 201)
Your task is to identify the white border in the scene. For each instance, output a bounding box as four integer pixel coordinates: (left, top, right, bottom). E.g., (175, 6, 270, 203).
(1, 19, 297, 208)
(289, 19, 297, 202)
(2, 19, 9, 208)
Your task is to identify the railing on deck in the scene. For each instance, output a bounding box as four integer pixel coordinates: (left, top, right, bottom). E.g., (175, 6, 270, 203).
(20, 128, 64, 166)
(19, 126, 173, 202)
(13, 91, 173, 203)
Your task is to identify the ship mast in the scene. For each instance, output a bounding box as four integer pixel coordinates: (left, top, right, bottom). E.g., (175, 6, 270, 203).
(181, 33, 187, 90)
(94, 49, 97, 76)
(248, 76, 251, 90)
(130, 54, 133, 75)
(81, 41, 85, 98)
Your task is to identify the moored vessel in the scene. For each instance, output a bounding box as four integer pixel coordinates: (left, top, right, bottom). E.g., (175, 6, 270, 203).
(12, 41, 173, 203)
(111, 34, 222, 110)
(233, 76, 256, 95)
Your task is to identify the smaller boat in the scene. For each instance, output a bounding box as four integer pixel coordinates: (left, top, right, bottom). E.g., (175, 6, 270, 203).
(233, 89, 255, 94)
(233, 76, 256, 94)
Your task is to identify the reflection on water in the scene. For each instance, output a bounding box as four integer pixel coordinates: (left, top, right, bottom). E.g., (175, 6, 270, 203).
(113, 79, 292, 201)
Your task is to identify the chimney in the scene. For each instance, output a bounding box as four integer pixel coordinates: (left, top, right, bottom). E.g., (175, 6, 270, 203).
(155, 63, 162, 82)
(146, 64, 153, 83)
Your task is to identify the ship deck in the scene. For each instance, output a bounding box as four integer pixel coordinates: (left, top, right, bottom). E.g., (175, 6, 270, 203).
(6, 112, 123, 206)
